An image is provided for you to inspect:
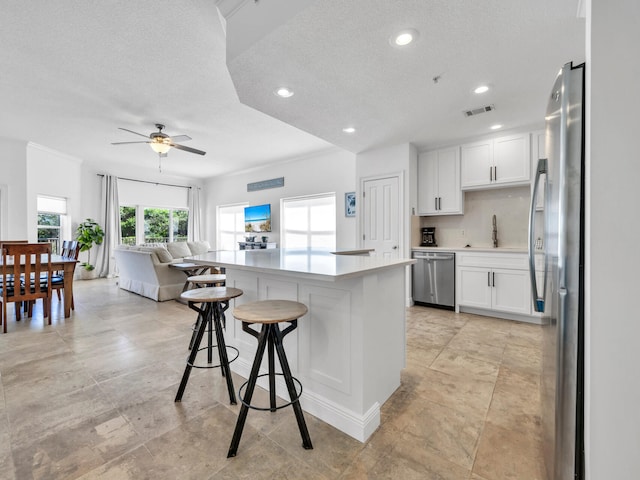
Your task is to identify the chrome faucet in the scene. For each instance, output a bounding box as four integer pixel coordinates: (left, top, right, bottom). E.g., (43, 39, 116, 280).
(492, 214, 498, 248)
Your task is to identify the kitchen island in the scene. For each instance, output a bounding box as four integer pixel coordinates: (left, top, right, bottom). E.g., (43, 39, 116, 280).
(189, 248, 414, 442)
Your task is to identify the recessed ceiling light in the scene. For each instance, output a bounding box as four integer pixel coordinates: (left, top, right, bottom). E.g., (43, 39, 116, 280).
(474, 85, 490, 94)
(342, 127, 356, 134)
(275, 87, 294, 98)
(490, 124, 503, 130)
(390, 29, 419, 47)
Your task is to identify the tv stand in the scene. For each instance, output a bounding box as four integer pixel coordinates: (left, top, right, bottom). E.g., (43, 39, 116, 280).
(238, 242, 277, 250)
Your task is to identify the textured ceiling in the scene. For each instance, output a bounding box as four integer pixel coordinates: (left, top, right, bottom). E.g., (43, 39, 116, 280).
(0, 0, 585, 180)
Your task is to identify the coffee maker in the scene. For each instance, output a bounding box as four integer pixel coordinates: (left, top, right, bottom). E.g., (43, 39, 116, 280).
(421, 227, 437, 247)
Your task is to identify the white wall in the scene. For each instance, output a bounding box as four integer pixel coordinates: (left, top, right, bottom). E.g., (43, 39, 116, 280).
(586, 0, 640, 477)
(0, 137, 28, 239)
(356, 142, 415, 258)
(204, 148, 357, 249)
(26, 143, 83, 241)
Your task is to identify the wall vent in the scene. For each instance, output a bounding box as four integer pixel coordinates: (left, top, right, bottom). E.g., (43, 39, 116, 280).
(464, 104, 495, 117)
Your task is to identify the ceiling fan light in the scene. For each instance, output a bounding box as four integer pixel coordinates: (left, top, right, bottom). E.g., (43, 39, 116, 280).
(150, 141, 171, 154)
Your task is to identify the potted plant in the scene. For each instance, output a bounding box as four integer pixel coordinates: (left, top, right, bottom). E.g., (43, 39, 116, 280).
(76, 218, 104, 275)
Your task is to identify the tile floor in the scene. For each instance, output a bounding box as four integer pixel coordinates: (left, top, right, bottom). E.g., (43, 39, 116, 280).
(0, 279, 545, 479)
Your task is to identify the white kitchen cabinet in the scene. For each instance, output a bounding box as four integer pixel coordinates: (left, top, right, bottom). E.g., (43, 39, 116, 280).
(417, 147, 462, 215)
(531, 130, 546, 211)
(456, 252, 533, 318)
(461, 133, 531, 189)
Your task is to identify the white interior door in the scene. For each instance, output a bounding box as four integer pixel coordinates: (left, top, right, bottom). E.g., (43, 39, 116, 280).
(362, 176, 400, 258)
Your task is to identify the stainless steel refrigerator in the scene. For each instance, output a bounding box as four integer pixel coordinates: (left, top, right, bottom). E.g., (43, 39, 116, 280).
(529, 61, 585, 480)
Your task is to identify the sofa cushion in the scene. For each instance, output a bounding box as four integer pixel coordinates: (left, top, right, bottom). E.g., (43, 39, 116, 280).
(154, 246, 173, 263)
(187, 241, 210, 256)
(166, 242, 192, 259)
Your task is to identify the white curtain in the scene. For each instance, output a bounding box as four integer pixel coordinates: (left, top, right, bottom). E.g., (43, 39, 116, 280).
(188, 185, 201, 242)
(97, 175, 121, 278)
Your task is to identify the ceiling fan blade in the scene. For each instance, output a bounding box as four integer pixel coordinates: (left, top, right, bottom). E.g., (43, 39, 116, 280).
(118, 127, 151, 139)
(170, 143, 206, 155)
(111, 141, 151, 145)
(170, 135, 192, 142)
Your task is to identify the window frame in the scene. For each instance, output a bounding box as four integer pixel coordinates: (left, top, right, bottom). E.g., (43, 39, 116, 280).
(280, 192, 336, 250)
(36, 195, 69, 254)
(217, 202, 249, 251)
(120, 204, 189, 245)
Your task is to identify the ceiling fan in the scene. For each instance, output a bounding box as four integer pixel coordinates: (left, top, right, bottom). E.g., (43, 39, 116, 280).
(111, 123, 206, 171)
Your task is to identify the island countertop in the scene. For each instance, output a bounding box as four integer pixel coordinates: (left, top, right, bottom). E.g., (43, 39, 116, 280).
(189, 248, 415, 281)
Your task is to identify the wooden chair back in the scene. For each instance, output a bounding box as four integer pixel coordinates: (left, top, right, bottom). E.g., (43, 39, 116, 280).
(61, 240, 80, 260)
(1, 242, 52, 313)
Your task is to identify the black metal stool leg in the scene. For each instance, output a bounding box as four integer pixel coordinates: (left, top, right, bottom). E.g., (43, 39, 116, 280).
(213, 302, 236, 404)
(273, 324, 313, 449)
(175, 303, 210, 402)
(188, 312, 203, 350)
(227, 324, 269, 458)
(206, 302, 214, 364)
(268, 328, 277, 412)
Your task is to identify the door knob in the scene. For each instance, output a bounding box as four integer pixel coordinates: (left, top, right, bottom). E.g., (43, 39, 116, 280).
(392, 246, 398, 250)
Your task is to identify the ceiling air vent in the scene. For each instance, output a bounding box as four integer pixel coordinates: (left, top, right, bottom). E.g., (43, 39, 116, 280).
(464, 104, 495, 117)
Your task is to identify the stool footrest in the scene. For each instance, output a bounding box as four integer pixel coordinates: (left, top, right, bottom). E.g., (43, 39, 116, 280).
(187, 345, 239, 370)
(238, 373, 303, 411)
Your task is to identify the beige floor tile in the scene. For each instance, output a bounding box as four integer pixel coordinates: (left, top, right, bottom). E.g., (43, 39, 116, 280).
(0, 279, 545, 479)
(415, 368, 495, 419)
(501, 343, 542, 374)
(473, 421, 545, 480)
(400, 399, 484, 470)
(430, 348, 500, 381)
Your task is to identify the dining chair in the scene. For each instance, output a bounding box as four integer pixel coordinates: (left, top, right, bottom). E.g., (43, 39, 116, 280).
(0, 243, 52, 333)
(51, 240, 79, 308)
(0, 240, 29, 317)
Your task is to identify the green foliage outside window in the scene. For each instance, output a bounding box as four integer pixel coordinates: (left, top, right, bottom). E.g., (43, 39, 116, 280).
(120, 206, 189, 244)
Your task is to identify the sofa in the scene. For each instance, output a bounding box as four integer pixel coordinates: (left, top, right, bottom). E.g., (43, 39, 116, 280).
(113, 241, 211, 301)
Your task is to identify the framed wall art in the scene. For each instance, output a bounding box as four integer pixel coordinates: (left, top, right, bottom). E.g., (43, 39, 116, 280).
(345, 192, 356, 217)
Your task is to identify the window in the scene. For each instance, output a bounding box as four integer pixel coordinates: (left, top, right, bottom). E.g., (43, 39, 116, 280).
(281, 193, 336, 250)
(217, 203, 248, 250)
(120, 206, 188, 244)
(37, 195, 68, 254)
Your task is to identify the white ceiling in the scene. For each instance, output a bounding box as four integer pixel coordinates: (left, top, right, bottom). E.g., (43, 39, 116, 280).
(0, 0, 585, 180)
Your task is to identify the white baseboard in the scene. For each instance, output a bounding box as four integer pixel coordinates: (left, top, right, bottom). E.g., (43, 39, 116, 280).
(230, 358, 380, 443)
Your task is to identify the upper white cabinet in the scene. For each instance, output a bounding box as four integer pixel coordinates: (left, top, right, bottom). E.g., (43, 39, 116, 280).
(417, 147, 463, 215)
(531, 130, 546, 211)
(461, 133, 531, 189)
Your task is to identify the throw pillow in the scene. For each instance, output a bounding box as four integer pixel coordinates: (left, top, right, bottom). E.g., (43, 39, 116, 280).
(187, 241, 211, 255)
(167, 242, 192, 259)
(154, 246, 173, 263)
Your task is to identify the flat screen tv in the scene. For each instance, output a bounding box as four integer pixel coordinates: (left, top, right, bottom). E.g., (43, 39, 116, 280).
(244, 204, 272, 233)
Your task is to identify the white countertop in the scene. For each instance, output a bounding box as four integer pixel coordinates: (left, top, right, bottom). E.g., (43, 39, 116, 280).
(190, 248, 415, 281)
(412, 246, 528, 254)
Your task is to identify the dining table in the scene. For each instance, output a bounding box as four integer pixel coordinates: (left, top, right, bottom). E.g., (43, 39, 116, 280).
(0, 254, 78, 318)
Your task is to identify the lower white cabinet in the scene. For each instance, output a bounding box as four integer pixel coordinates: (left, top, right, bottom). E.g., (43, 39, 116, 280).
(456, 252, 533, 317)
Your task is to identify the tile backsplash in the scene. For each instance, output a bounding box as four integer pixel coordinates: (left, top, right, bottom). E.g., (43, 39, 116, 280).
(418, 186, 531, 248)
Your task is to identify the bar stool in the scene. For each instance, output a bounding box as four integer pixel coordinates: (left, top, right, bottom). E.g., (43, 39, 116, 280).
(185, 274, 226, 350)
(227, 299, 313, 457)
(175, 286, 243, 405)
(187, 273, 226, 287)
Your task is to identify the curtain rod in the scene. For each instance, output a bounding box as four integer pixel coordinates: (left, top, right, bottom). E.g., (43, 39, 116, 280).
(96, 174, 192, 189)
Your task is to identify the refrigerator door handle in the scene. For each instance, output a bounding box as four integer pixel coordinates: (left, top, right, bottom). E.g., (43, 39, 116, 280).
(529, 158, 548, 312)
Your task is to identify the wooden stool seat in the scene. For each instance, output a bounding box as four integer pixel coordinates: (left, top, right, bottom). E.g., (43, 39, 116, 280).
(227, 299, 312, 457)
(180, 286, 240, 303)
(232, 299, 308, 324)
(187, 274, 226, 286)
(175, 286, 243, 405)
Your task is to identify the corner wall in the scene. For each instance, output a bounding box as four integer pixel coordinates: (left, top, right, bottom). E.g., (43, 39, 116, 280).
(586, 0, 640, 477)
(203, 148, 357, 249)
(0, 137, 28, 239)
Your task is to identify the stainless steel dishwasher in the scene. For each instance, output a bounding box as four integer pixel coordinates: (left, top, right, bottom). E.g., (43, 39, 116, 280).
(412, 251, 455, 309)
